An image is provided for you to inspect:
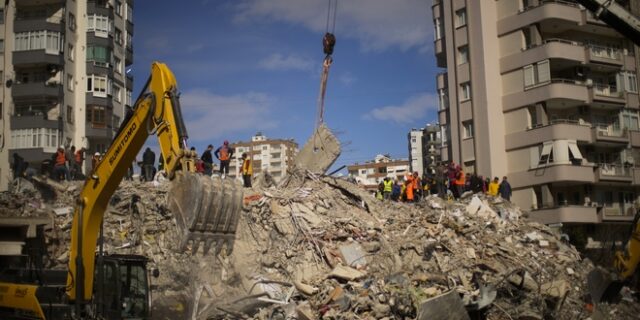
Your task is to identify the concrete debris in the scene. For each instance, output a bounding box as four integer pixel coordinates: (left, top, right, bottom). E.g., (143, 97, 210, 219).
(293, 123, 341, 174)
(2, 176, 640, 320)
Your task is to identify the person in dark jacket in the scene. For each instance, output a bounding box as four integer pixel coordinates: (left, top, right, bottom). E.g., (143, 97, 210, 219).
(142, 147, 156, 182)
(498, 176, 512, 201)
(12, 153, 26, 179)
(201, 144, 214, 175)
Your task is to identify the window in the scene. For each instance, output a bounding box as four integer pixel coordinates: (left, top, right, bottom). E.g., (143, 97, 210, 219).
(126, 89, 132, 106)
(113, 84, 121, 102)
(522, 27, 532, 49)
(68, 13, 76, 31)
(126, 32, 133, 49)
(126, 4, 133, 22)
(87, 106, 106, 127)
(114, 57, 122, 74)
(67, 74, 74, 91)
(460, 82, 471, 101)
(458, 45, 469, 64)
(567, 140, 583, 164)
(14, 31, 61, 53)
(434, 18, 443, 40)
(87, 75, 108, 97)
(0, 39, 4, 51)
(112, 115, 121, 129)
(455, 9, 466, 27)
(438, 88, 448, 110)
(360, 169, 366, 175)
(621, 109, 639, 130)
(87, 14, 112, 37)
(114, 28, 122, 45)
(67, 105, 73, 124)
(67, 43, 74, 61)
(463, 121, 473, 138)
(87, 45, 111, 66)
(10, 128, 58, 149)
(523, 60, 550, 88)
(0, 9, 3, 24)
(538, 141, 553, 166)
(618, 72, 638, 93)
(115, 1, 123, 16)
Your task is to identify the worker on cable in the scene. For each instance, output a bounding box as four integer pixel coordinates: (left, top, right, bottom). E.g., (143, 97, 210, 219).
(215, 140, 234, 177)
(241, 152, 252, 188)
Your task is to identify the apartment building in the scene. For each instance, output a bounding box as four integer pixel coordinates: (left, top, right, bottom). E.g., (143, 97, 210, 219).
(433, 0, 640, 232)
(228, 132, 298, 183)
(0, 0, 134, 190)
(408, 123, 442, 177)
(347, 154, 410, 190)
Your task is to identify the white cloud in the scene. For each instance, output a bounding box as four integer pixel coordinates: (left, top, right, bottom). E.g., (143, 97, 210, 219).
(180, 89, 278, 141)
(364, 93, 438, 124)
(234, 0, 433, 52)
(338, 71, 356, 86)
(258, 53, 314, 71)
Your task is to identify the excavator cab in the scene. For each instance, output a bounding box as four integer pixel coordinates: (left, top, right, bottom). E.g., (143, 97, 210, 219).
(93, 254, 151, 320)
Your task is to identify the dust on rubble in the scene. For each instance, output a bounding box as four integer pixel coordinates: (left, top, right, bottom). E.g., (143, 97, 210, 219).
(2, 175, 639, 320)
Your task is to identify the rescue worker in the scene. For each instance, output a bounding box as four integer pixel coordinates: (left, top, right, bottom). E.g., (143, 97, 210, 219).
(91, 152, 101, 171)
(391, 180, 401, 201)
(142, 147, 156, 182)
(215, 140, 234, 176)
(453, 166, 465, 199)
(53, 146, 69, 181)
(74, 147, 86, 179)
(241, 152, 252, 188)
(382, 177, 393, 200)
(499, 176, 512, 201)
(12, 153, 26, 179)
(488, 177, 500, 196)
(405, 174, 415, 202)
(201, 144, 214, 175)
(413, 172, 421, 201)
(66, 146, 76, 179)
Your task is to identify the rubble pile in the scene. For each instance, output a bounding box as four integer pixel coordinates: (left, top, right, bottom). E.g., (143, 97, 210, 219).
(2, 176, 639, 319)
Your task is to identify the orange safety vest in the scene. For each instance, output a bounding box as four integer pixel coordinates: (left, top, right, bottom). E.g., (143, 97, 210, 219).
(219, 146, 230, 161)
(55, 151, 66, 166)
(454, 171, 465, 186)
(406, 177, 414, 200)
(75, 150, 83, 163)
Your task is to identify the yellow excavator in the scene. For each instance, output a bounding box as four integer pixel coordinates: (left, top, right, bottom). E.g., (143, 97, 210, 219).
(574, 0, 640, 303)
(0, 62, 243, 319)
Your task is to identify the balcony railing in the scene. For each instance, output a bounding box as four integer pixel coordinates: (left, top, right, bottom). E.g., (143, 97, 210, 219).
(593, 124, 628, 138)
(521, 0, 580, 12)
(597, 163, 631, 177)
(588, 44, 621, 60)
(593, 84, 623, 97)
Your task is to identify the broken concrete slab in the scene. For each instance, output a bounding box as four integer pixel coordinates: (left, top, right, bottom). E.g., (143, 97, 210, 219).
(329, 264, 365, 281)
(293, 123, 341, 174)
(416, 290, 470, 320)
(339, 242, 367, 267)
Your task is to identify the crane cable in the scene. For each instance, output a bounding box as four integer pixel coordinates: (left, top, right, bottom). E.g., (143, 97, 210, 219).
(315, 0, 337, 130)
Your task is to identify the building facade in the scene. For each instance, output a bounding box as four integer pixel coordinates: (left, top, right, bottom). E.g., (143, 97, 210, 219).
(433, 0, 640, 231)
(347, 154, 410, 190)
(228, 132, 298, 183)
(0, 0, 134, 190)
(408, 123, 442, 177)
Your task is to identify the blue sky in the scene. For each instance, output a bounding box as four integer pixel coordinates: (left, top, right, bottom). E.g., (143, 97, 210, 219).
(133, 0, 437, 169)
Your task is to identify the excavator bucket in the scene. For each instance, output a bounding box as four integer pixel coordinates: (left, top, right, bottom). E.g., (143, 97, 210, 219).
(167, 173, 244, 255)
(587, 268, 624, 303)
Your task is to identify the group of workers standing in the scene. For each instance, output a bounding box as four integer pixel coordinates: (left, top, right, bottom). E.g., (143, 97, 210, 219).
(375, 161, 512, 202)
(137, 140, 253, 188)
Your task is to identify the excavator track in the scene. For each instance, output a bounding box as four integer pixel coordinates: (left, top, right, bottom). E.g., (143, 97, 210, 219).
(167, 173, 244, 255)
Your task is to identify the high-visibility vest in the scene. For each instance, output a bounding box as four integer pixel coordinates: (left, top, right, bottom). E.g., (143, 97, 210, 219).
(455, 171, 465, 186)
(383, 180, 393, 192)
(242, 158, 252, 175)
(219, 147, 230, 161)
(75, 150, 83, 163)
(55, 151, 66, 166)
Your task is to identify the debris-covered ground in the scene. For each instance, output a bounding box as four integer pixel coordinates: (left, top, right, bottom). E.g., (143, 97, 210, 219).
(2, 174, 639, 320)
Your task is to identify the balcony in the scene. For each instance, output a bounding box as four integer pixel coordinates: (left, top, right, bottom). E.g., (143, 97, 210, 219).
(529, 206, 600, 224)
(12, 49, 62, 66)
(591, 126, 629, 144)
(503, 79, 589, 111)
(509, 163, 595, 189)
(125, 46, 133, 65)
(10, 115, 59, 130)
(586, 44, 624, 66)
(498, 0, 583, 35)
(595, 164, 633, 183)
(630, 130, 640, 147)
(590, 84, 625, 104)
(505, 119, 592, 150)
(598, 205, 636, 222)
(15, 0, 64, 7)
(14, 18, 63, 33)
(435, 38, 446, 68)
(12, 82, 61, 101)
(86, 123, 113, 139)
